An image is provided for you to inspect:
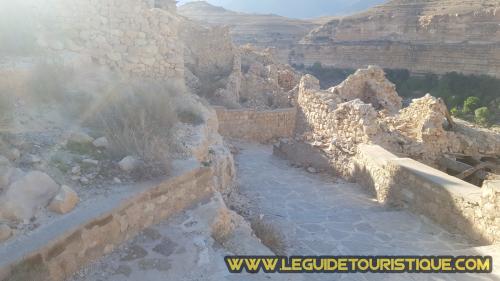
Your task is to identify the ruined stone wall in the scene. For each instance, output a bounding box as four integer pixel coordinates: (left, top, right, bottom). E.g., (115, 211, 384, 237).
(353, 144, 500, 244)
(180, 20, 242, 107)
(239, 46, 299, 109)
(295, 67, 500, 166)
(295, 68, 399, 157)
(215, 107, 296, 143)
(34, 0, 183, 80)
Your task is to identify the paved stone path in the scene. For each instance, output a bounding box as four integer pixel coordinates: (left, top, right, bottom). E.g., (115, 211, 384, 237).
(68, 143, 497, 281)
(234, 143, 496, 281)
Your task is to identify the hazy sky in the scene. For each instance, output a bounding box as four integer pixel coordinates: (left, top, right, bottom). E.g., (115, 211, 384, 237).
(177, 0, 386, 19)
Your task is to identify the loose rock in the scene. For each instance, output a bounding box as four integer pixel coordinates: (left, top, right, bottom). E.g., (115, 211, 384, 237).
(48, 185, 79, 214)
(0, 171, 60, 222)
(71, 165, 81, 175)
(307, 167, 317, 174)
(93, 137, 109, 149)
(119, 156, 139, 172)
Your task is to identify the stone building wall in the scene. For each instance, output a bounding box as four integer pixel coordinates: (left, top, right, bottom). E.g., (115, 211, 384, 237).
(353, 144, 500, 245)
(215, 107, 296, 143)
(34, 0, 183, 80)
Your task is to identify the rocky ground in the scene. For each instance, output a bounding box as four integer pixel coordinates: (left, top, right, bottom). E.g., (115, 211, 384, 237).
(0, 98, 202, 244)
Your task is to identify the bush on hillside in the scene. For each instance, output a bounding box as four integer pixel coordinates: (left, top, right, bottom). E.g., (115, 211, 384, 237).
(463, 96, 481, 114)
(475, 107, 491, 126)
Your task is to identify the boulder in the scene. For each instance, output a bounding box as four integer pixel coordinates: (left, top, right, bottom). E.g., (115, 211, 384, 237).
(93, 137, 109, 149)
(48, 185, 79, 214)
(68, 131, 94, 144)
(0, 171, 60, 222)
(119, 156, 139, 172)
(0, 224, 12, 242)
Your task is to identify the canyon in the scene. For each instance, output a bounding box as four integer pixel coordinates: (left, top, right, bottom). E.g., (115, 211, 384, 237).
(292, 0, 500, 77)
(181, 0, 500, 77)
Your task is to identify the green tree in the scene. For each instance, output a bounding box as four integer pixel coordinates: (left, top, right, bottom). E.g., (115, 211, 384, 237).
(463, 96, 481, 114)
(474, 107, 491, 126)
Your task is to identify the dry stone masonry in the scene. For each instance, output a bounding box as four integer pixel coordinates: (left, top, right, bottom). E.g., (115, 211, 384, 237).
(295, 66, 500, 168)
(34, 0, 184, 80)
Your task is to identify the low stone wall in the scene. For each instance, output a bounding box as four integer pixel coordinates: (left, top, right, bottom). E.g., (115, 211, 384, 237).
(353, 144, 499, 245)
(0, 163, 214, 281)
(215, 107, 296, 143)
(274, 141, 499, 244)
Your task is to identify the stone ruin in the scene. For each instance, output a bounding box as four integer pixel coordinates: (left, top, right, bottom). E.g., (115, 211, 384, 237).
(292, 65, 500, 183)
(181, 23, 300, 109)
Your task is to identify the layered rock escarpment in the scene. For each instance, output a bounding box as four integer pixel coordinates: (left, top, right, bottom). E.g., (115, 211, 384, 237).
(291, 0, 500, 77)
(178, 1, 317, 63)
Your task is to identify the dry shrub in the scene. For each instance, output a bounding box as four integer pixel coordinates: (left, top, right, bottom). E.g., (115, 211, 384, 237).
(250, 219, 286, 255)
(95, 80, 180, 165)
(212, 209, 237, 245)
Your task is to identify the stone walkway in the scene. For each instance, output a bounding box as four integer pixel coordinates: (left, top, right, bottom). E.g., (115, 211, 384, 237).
(68, 143, 497, 281)
(234, 143, 495, 281)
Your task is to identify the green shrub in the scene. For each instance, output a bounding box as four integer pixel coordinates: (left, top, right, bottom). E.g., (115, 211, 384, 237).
(463, 96, 481, 114)
(474, 107, 491, 126)
(450, 107, 462, 117)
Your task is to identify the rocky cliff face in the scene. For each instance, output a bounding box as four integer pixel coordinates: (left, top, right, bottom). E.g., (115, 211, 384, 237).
(178, 1, 317, 63)
(292, 0, 500, 77)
